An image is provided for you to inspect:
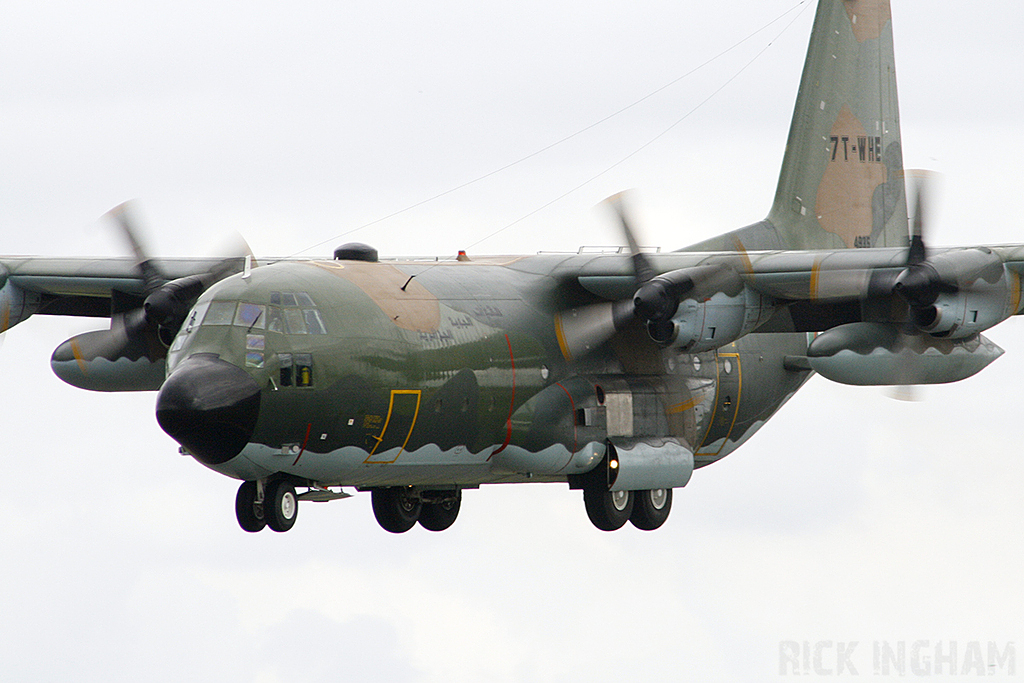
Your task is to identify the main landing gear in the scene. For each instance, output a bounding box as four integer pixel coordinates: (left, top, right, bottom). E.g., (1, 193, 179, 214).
(371, 487, 462, 533)
(235, 478, 298, 533)
(582, 486, 673, 531)
(234, 480, 459, 534)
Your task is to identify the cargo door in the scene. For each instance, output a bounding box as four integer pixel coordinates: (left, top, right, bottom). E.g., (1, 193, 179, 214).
(695, 352, 741, 458)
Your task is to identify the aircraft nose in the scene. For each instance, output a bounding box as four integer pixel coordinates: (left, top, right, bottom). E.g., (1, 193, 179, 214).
(156, 353, 261, 466)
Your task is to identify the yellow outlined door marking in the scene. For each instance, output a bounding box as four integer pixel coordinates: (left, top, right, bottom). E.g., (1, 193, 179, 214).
(364, 390, 421, 464)
(696, 352, 742, 458)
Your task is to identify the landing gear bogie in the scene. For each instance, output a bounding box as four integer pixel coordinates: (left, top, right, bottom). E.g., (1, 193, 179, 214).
(265, 479, 298, 532)
(418, 491, 462, 531)
(582, 486, 674, 531)
(235, 478, 299, 533)
(630, 488, 672, 530)
(371, 487, 422, 533)
(583, 487, 634, 531)
(235, 480, 266, 533)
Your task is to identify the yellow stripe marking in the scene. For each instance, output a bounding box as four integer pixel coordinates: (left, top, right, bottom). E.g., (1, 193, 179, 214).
(71, 338, 88, 375)
(1011, 271, 1022, 315)
(696, 352, 743, 458)
(667, 396, 701, 415)
(364, 389, 422, 463)
(731, 237, 753, 275)
(553, 313, 573, 363)
(809, 257, 822, 301)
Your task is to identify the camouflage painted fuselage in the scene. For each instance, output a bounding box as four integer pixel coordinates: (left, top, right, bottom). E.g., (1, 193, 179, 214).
(167, 255, 812, 487)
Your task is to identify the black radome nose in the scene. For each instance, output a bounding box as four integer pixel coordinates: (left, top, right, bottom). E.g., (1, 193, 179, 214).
(156, 354, 261, 466)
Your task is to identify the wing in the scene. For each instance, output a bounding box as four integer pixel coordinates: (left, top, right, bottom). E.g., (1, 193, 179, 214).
(1, 255, 246, 391)
(0, 256, 238, 322)
(536, 242, 1024, 385)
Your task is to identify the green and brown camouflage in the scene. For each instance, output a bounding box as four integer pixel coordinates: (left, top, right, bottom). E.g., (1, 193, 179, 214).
(2, 0, 1022, 533)
(688, 0, 908, 252)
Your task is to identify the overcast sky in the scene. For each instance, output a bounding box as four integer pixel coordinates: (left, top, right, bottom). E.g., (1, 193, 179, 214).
(2, 1, 1023, 681)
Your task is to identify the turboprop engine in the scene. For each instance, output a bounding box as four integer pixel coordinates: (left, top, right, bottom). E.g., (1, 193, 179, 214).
(634, 264, 773, 353)
(894, 248, 1020, 338)
(48, 201, 247, 392)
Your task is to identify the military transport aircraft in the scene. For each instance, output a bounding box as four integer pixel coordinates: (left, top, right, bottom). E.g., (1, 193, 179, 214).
(1, 0, 1019, 534)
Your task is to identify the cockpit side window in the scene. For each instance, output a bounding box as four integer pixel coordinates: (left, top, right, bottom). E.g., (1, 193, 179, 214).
(267, 306, 285, 333)
(204, 301, 236, 325)
(278, 353, 293, 386)
(276, 352, 312, 387)
(295, 353, 313, 387)
(235, 303, 265, 329)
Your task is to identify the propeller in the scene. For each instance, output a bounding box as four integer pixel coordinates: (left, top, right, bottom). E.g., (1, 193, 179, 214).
(554, 193, 738, 360)
(51, 202, 251, 388)
(108, 201, 250, 345)
(890, 171, 955, 329)
(886, 170, 943, 398)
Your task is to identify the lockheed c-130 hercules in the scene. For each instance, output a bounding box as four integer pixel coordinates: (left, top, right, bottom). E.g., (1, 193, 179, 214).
(1, 0, 1018, 534)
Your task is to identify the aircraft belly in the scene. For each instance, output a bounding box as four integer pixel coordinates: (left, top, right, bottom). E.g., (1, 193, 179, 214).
(216, 440, 605, 487)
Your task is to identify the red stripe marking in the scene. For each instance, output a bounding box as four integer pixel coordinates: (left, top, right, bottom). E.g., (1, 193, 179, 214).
(292, 422, 312, 466)
(489, 334, 516, 458)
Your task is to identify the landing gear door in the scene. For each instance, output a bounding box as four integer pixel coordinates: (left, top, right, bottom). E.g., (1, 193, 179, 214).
(695, 352, 741, 458)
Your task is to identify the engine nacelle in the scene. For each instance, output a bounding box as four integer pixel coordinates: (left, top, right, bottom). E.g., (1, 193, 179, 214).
(650, 286, 771, 353)
(907, 248, 1020, 339)
(0, 267, 41, 332)
(913, 279, 1018, 338)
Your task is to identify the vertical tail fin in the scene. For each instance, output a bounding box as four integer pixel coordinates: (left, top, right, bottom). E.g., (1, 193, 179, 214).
(686, 0, 909, 252)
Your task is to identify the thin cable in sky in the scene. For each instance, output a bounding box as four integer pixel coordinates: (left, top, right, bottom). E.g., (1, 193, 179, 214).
(464, 0, 813, 253)
(286, 0, 808, 259)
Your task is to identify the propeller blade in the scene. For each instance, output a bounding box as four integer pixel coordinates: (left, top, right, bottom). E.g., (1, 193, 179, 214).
(904, 169, 940, 264)
(105, 201, 167, 294)
(605, 192, 655, 285)
(892, 170, 956, 319)
(101, 201, 248, 347)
